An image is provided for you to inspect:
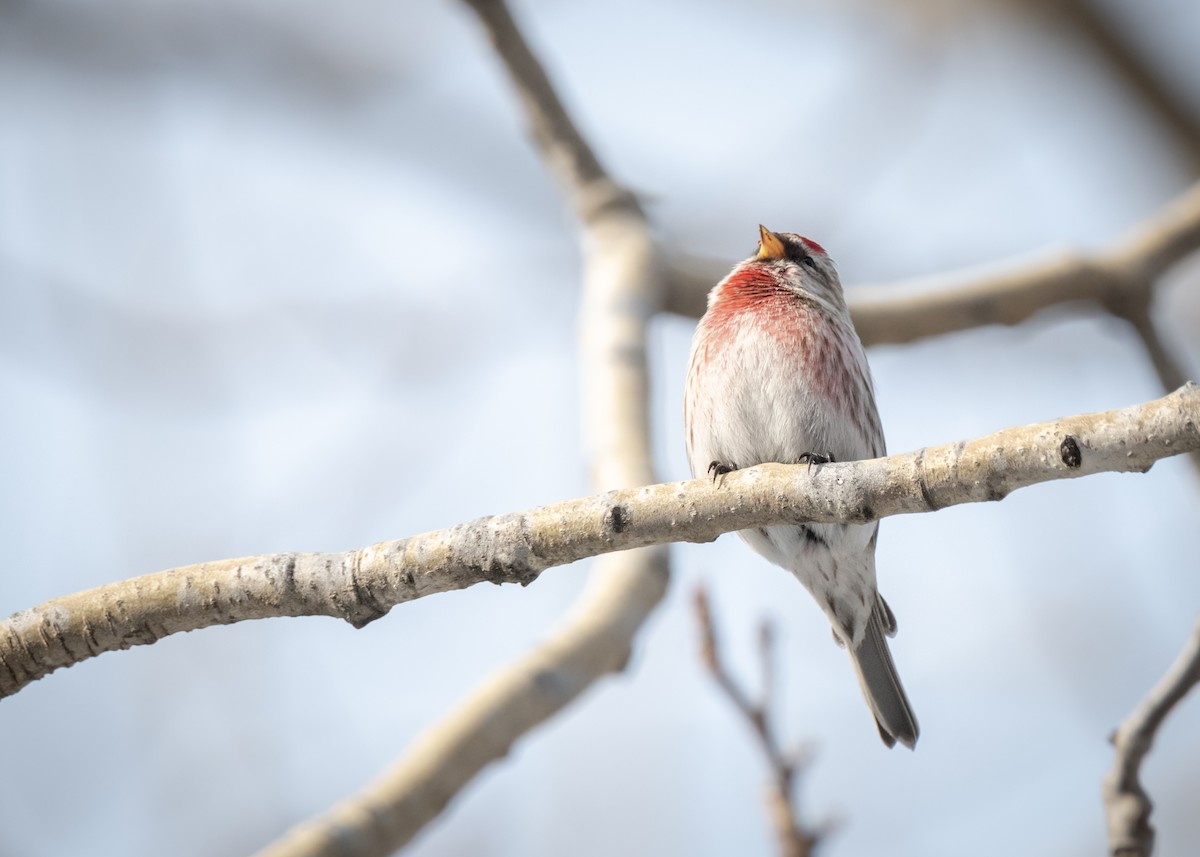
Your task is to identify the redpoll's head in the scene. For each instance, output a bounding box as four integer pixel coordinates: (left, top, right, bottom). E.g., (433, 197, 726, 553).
(719, 225, 845, 315)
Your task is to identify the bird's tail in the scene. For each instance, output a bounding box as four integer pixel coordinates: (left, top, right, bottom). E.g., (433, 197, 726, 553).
(848, 604, 919, 749)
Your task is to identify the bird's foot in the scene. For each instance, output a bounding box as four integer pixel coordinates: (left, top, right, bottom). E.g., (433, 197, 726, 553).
(797, 451, 834, 471)
(707, 460, 737, 487)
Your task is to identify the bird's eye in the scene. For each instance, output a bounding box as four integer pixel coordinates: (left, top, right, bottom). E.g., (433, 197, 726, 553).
(784, 243, 819, 270)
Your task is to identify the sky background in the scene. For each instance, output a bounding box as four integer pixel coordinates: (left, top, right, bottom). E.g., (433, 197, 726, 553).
(1, 0, 1199, 855)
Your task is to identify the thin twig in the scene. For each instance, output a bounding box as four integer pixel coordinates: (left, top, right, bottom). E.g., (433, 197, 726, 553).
(1102, 616, 1200, 857)
(694, 588, 823, 857)
(1048, 0, 1200, 173)
(760, 620, 776, 742)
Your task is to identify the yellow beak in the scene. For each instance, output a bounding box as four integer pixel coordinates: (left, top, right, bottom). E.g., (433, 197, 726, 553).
(756, 225, 785, 261)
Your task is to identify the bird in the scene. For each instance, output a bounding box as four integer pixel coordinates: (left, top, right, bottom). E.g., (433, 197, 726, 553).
(684, 225, 918, 749)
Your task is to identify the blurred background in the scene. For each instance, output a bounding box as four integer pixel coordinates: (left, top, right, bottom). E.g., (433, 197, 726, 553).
(2, 0, 1199, 854)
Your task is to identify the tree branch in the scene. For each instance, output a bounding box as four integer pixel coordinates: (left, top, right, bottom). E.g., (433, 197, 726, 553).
(250, 1, 669, 853)
(1102, 615, 1200, 857)
(455, 0, 640, 225)
(694, 588, 824, 857)
(1118, 299, 1193, 405)
(663, 181, 1200, 347)
(5, 385, 1197, 703)
(1047, 0, 1200, 173)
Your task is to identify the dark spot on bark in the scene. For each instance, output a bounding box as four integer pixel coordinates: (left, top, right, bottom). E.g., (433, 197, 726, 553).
(405, 570, 416, 589)
(487, 559, 506, 583)
(534, 669, 567, 696)
(859, 505, 874, 522)
(984, 471, 1007, 501)
(1060, 435, 1082, 468)
(605, 504, 629, 534)
(283, 557, 296, 590)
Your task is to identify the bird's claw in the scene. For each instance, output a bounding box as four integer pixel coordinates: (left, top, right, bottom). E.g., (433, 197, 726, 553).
(707, 460, 736, 487)
(797, 451, 834, 472)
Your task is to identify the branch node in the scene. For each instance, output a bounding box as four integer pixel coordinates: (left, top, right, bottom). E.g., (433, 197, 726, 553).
(1102, 615, 1200, 857)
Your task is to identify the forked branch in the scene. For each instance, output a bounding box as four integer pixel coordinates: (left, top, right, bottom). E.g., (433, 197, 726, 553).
(1102, 616, 1200, 857)
(695, 588, 827, 857)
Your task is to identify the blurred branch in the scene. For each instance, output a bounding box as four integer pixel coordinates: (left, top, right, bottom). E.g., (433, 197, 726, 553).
(694, 588, 825, 857)
(5, 385, 1197, 703)
(1048, 0, 1200, 173)
(253, 0, 668, 854)
(664, 182, 1200, 348)
(1102, 615, 1200, 857)
(1118, 300, 1192, 399)
(666, 183, 1200, 475)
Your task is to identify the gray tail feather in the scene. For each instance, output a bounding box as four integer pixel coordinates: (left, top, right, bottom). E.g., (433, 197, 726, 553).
(848, 606, 919, 750)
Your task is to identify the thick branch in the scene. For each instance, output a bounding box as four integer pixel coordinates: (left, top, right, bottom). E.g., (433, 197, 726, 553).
(1102, 616, 1200, 857)
(663, 181, 1200, 347)
(5, 385, 1197, 702)
(251, 2, 669, 854)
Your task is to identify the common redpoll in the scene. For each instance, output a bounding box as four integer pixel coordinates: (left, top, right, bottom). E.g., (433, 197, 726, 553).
(684, 226, 918, 749)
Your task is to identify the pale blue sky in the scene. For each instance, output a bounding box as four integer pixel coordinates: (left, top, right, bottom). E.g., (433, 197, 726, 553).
(2, 1, 1198, 855)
